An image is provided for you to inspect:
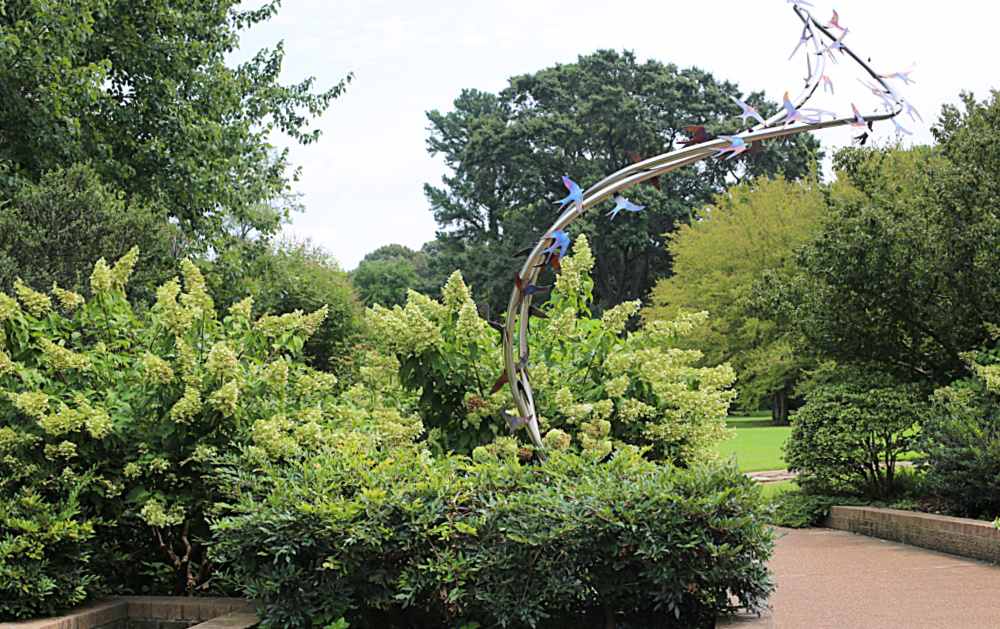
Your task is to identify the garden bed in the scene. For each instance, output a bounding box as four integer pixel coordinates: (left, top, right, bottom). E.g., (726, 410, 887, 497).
(0, 597, 257, 629)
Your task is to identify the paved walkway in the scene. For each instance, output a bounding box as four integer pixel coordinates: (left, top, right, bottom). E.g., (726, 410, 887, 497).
(722, 527, 1000, 628)
(746, 469, 797, 483)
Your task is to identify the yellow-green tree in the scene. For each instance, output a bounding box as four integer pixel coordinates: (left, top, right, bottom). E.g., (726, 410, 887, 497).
(645, 177, 828, 423)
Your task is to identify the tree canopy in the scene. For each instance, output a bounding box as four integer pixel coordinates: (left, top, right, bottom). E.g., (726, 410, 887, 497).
(756, 91, 1000, 385)
(646, 176, 826, 421)
(0, 0, 349, 256)
(351, 244, 429, 307)
(422, 49, 821, 312)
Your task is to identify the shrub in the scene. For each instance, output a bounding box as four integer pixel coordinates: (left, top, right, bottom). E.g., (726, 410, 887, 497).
(0, 483, 99, 619)
(0, 163, 179, 300)
(0, 251, 419, 616)
(769, 491, 866, 528)
(784, 367, 929, 497)
(921, 339, 1000, 518)
(352, 244, 429, 307)
(212, 447, 773, 629)
(368, 235, 736, 462)
(207, 239, 366, 378)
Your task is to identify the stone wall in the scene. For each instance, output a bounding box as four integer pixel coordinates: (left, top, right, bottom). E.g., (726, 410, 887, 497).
(0, 597, 256, 629)
(827, 506, 1000, 563)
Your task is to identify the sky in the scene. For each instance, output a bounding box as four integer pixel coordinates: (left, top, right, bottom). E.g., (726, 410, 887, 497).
(234, 0, 999, 270)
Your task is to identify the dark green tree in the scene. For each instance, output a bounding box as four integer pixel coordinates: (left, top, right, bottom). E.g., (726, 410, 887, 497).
(645, 177, 827, 423)
(0, 0, 349, 252)
(0, 164, 178, 299)
(208, 239, 365, 376)
(423, 50, 821, 312)
(757, 92, 1000, 384)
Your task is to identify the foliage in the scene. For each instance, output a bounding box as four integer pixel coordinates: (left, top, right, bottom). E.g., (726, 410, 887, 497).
(368, 235, 737, 462)
(0, 0, 349, 249)
(211, 240, 366, 376)
(758, 94, 1000, 384)
(0, 251, 419, 616)
(646, 176, 825, 421)
(422, 50, 821, 312)
(0, 163, 178, 301)
(768, 466, 933, 528)
(0, 481, 99, 619)
(784, 367, 929, 498)
(920, 336, 1000, 518)
(212, 446, 774, 629)
(768, 491, 866, 528)
(352, 245, 429, 307)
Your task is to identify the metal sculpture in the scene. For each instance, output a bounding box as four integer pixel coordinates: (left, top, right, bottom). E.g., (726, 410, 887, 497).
(501, 3, 915, 453)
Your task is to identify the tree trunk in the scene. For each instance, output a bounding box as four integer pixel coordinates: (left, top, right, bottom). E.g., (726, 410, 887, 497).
(771, 389, 790, 426)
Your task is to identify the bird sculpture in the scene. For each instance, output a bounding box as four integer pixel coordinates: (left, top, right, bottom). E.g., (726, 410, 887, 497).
(607, 195, 646, 220)
(553, 176, 583, 210)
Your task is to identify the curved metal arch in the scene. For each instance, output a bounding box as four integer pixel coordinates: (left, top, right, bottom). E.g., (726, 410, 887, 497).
(503, 5, 907, 453)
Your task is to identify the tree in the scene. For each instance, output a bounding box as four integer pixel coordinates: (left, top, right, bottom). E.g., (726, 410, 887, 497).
(207, 239, 365, 376)
(352, 244, 428, 307)
(0, 0, 349, 251)
(920, 335, 1000, 518)
(758, 92, 1000, 385)
(784, 366, 928, 498)
(423, 50, 821, 312)
(0, 163, 179, 300)
(645, 177, 825, 423)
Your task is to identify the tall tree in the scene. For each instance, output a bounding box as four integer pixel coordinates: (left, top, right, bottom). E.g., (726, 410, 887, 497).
(424, 50, 820, 312)
(645, 177, 826, 423)
(756, 91, 1000, 384)
(0, 0, 349, 252)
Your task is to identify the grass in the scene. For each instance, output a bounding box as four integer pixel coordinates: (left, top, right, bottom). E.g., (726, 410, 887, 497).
(715, 415, 792, 472)
(760, 479, 797, 499)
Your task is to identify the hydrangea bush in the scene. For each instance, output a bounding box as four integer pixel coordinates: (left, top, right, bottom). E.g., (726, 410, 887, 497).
(368, 235, 736, 463)
(0, 251, 420, 617)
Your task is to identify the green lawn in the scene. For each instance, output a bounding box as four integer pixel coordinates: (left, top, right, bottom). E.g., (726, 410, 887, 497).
(715, 415, 792, 472)
(760, 479, 797, 499)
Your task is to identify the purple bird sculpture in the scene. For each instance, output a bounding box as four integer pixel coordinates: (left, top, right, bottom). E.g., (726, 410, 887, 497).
(541, 230, 571, 260)
(881, 66, 916, 86)
(782, 91, 833, 125)
(514, 274, 551, 297)
(902, 99, 923, 123)
(850, 103, 867, 129)
(554, 176, 583, 210)
(858, 79, 898, 109)
(607, 195, 646, 220)
(715, 136, 749, 160)
(825, 10, 849, 36)
(789, 26, 813, 60)
(731, 96, 766, 126)
(680, 125, 713, 147)
(892, 117, 913, 136)
(501, 410, 530, 433)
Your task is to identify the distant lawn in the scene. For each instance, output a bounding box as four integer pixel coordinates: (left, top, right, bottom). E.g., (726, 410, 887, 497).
(760, 479, 797, 499)
(716, 415, 792, 472)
